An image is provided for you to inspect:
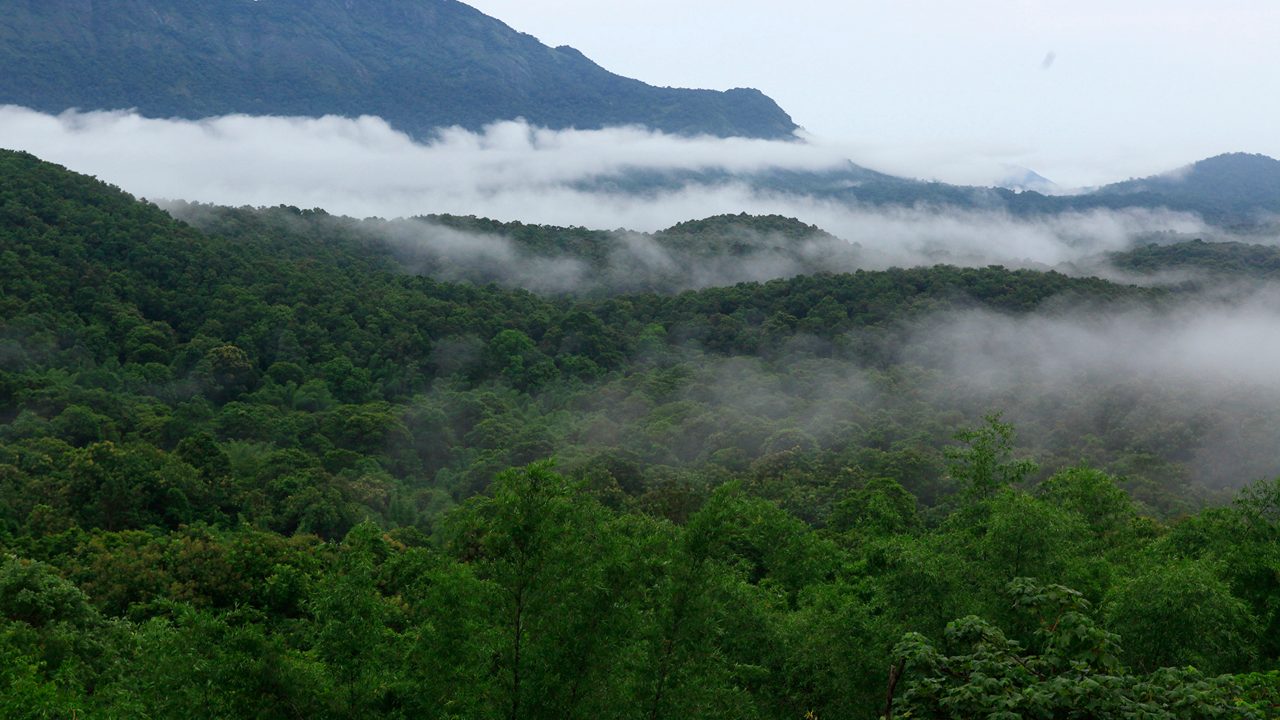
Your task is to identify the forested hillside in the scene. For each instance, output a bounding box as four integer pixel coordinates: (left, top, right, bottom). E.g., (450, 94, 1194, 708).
(1097, 153, 1280, 220)
(2, 150, 1279, 717)
(0, 0, 796, 140)
(1110, 238, 1280, 280)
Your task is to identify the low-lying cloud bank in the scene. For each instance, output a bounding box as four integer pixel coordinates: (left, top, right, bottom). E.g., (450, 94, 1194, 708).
(0, 105, 847, 214)
(4, 106, 1278, 498)
(565, 288, 1280, 497)
(1, 106, 1212, 276)
(907, 289, 1280, 490)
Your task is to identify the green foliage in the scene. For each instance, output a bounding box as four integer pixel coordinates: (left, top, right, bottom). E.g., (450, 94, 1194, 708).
(1111, 239, 1280, 281)
(890, 579, 1266, 719)
(980, 489, 1088, 585)
(945, 413, 1039, 500)
(126, 607, 327, 720)
(2, 150, 1280, 718)
(1104, 559, 1259, 674)
(311, 523, 397, 716)
(829, 476, 921, 536)
(1038, 466, 1140, 544)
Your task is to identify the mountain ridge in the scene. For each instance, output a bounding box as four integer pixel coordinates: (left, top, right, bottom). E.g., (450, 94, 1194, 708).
(0, 0, 798, 140)
(1097, 153, 1280, 207)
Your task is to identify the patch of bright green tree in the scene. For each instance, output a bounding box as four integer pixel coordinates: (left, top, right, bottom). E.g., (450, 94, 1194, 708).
(4, 436, 1279, 717)
(2, 150, 1279, 716)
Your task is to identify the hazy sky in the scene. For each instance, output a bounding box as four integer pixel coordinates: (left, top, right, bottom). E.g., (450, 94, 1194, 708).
(464, 0, 1280, 187)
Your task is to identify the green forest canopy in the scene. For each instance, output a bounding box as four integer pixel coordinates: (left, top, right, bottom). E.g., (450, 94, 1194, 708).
(1, 149, 1278, 717)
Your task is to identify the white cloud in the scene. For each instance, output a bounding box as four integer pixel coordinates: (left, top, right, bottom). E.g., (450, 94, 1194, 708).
(902, 289, 1280, 488)
(0, 106, 1209, 276)
(465, 0, 1280, 187)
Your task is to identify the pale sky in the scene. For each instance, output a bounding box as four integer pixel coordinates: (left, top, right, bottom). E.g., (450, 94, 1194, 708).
(463, 0, 1280, 188)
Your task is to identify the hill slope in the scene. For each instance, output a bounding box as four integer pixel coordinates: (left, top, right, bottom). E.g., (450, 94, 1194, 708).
(0, 0, 797, 139)
(1094, 153, 1280, 220)
(4, 150, 1280, 719)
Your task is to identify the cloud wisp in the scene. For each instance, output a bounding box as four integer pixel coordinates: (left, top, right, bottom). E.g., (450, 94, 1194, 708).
(4, 106, 1276, 498)
(549, 287, 1280, 499)
(2, 106, 1209, 266)
(900, 289, 1280, 490)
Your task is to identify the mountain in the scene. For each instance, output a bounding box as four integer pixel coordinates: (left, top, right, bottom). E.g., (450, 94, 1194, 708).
(0, 0, 797, 140)
(995, 166, 1058, 193)
(573, 159, 908, 196)
(1094, 153, 1280, 221)
(604, 152, 1280, 227)
(791, 152, 1280, 225)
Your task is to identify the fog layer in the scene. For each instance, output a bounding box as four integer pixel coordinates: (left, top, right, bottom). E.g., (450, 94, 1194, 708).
(1, 106, 1211, 276)
(4, 106, 1277, 501)
(542, 287, 1280, 504)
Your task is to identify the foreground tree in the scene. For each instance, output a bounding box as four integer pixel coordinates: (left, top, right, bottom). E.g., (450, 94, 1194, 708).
(944, 413, 1038, 502)
(885, 578, 1266, 719)
(448, 461, 642, 720)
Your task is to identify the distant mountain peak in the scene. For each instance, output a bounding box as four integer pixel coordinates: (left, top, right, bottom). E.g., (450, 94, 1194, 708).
(0, 0, 798, 140)
(995, 165, 1059, 193)
(1093, 152, 1280, 223)
(1196, 151, 1280, 164)
(1105, 152, 1280, 190)
(1185, 152, 1280, 176)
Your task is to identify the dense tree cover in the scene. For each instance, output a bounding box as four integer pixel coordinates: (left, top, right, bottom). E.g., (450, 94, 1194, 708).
(2, 150, 1279, 715)
(171, 204, 871, 295)
(3, 463, 1278, 717)
(1110, 238, 1280, 280)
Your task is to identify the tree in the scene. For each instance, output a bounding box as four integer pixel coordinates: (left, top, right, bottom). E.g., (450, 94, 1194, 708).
(311, 523, 397, 717)
(65, 441, 206, 530)
(1037, 466, 1138, 547)
(1105, 559, 1258, 674)
(979, 489, 1087, 588)
(385, 546, 499, 718)
(0, 554, 103, 710)
(448, 461, 637, 720)
(944, 413, 1038, 501)
(829, 476, 920, 536)
(887, 579, 1265, 719)
(200, 344, 256, 402)
(483, 329, 557, 391)
(125, 606, 327, 720)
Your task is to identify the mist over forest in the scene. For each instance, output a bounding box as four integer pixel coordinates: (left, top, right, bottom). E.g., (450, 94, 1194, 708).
(151, 196, 1280, 500)
(4, 127, 1280, 716)
(3, 1, 1280, 717)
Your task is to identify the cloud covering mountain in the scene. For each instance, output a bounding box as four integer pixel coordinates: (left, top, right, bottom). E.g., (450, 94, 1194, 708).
(1, 107, 1213, 275)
